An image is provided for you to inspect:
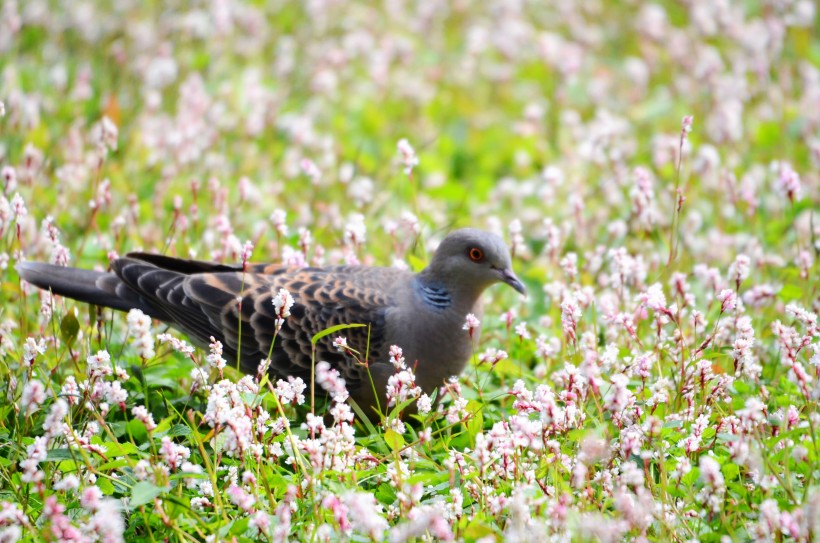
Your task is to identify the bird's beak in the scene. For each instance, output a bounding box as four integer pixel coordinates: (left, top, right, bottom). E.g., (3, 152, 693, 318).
(498, 268, 527, 296)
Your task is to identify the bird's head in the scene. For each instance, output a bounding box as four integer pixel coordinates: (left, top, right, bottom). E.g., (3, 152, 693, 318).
(424, 228, 526, 296)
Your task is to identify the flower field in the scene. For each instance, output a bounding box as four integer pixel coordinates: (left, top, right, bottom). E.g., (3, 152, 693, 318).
(0, 1, 818, 541)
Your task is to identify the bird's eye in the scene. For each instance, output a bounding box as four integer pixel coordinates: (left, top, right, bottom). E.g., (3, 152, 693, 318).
(468, 247, 484, 262)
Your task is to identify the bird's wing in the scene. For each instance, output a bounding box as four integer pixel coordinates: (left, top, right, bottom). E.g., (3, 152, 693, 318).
(114, 255, 404, 390)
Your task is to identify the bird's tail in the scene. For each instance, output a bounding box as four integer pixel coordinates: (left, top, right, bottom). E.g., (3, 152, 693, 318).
(16, 261, 164, 318)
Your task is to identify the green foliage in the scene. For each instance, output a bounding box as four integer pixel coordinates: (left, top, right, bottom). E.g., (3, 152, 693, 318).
(0, 0, 818, 542)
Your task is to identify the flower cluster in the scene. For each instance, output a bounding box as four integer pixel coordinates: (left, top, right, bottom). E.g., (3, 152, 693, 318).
(2, 0, 818, 541)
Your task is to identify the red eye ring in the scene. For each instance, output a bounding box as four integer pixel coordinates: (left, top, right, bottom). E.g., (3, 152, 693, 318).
(468, 247, 484, 262)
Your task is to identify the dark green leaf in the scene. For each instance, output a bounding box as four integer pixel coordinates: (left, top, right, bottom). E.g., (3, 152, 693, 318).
(60, 312, 80, 346)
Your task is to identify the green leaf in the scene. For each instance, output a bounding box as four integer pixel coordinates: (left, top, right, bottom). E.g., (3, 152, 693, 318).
(45, 448, 74, 462)
(98, 459, 130, 471)
(374, 483, 396, 505)
(311, 323, 366, 345)
(103, 441, 139, 457)
(97, 477, 115, 496)
(223, 365, 245, 381)
(716, 433, 739, 442)
(722, 462, 740, 482)
(164, 424, 192, 437)
(130, 481, 168, 507)
(465, 400, 484, 447)
(463, 520, 496, 541)
(778, 283, 803, 302)
(153, 417, 173, 435)
(126, 419, 149, 443)
(349, 399, 383, 445)
(492, 358, 522, 377)
(754, 121, 782, 149)
(383, 428, 405, 451)
(228, 516, 250, 535)
(406, 253, 427, 272)
(60, 312, 80, 346)
(170, 471, 209, 482)
(682, 467, 699, 487)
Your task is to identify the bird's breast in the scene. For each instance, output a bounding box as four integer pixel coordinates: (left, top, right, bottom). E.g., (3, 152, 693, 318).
(383, 298, 481, 394)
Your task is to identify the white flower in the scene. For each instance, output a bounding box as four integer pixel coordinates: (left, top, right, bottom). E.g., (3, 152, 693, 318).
(344, 214, 367, 247)
(333, 336, 348, 352)
(127, 309, 155, 359)
(463, 313, 481, 336)
(397, 138, 419, 175)
(270, 209, 288, 236)
(21, 379, 46, 415)
(717, 289, 737, 313)
(272, 288, 295, 331)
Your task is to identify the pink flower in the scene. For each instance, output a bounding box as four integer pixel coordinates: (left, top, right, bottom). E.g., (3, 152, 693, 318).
(341, 491, 388, 539)
(389, 504, 453, 542)
(250, 510, 270, 534)
(386, 367, 421, 408)
(560, 294, 581, 344)
(270, 209, 288, 237)
(717, 288, 737, 313)
(227, 484, 256, 513)
(681, 115, 694, 138)
(272, 288, 295, 331)
(275, 376, 306, 406)
(300, 158, 321, 184)
(501, 309, 516, 331)
(241, 240, 254, 269)
(157, 333, 195, 356)
(397, 138, 419, 175)
(131, 405, 157, 431)
(322, 494, 352, 534)
(775, 163, 802, 202)
(514, 322, 531, 341)
(127, 309, 155, 359)
(22, 337, 46, 368)
(389, 345, 406, 369)
(344, 214, 367, 248)
(699, 455, 726, 513)
(42, 496, 85, 541)
(560, 252, 578, 279)
(160, 436, 191, 471)
(80, 486, 103, 511)
(333, 336, 349, 353)
(478, 348, 508, 366)
(728, 254, 750, 287)
(21, 379, 46, 415)
(11, 193, 28, 221)
(639, 283, 667, 313)
(316, 361, 348, 403)
(630, 167, 657, 229)
(93, 115, 118, 154)
(462, 313, 481, 338)
(796, 250, 813, 280)
(416, 394, 433, 415)
(203, 336, 226, 376)
(43, 399, 68, 439)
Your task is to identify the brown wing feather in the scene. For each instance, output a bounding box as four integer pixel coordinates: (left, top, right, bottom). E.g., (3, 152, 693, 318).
(111, 253, 407, 393)
(182, 268, 398, 389)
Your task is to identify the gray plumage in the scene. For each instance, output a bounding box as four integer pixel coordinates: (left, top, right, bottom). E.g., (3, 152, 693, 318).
(17, 228, 525, 416)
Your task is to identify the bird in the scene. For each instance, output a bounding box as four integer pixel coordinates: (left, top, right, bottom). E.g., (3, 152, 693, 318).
(17, 228, 526, 418)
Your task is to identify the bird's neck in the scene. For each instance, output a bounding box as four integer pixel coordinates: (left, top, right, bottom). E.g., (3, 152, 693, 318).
(415, 272, 482, 312)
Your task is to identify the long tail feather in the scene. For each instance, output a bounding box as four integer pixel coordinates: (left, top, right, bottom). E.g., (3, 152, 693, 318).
(16, 261, 166, 319)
